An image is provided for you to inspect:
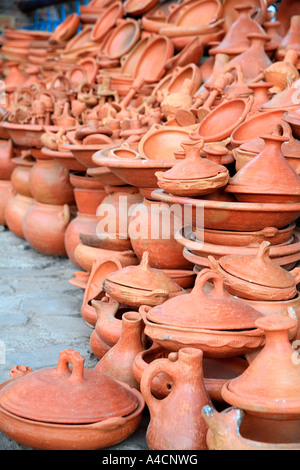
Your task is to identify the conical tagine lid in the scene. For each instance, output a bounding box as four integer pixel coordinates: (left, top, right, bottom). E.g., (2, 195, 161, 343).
(0, 349, 139, 424)
(145, 269, 263, 330)
(218, 241, 297, 288)
(222, 313, 300, 416)
(226, 124, 300, 196)
(105, 251, 182, 293)
(161, 140, 228, 181)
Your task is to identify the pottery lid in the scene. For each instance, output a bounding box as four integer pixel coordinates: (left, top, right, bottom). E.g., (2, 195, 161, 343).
(226, 125, 300, 195)
(218, 241, 297, 288)
(145, 269, 262, 330)
(0, 349, 139, 424)
(222, 313, 300, 415)
(161, 140, 228, 180)
(105, 251, 182, 293)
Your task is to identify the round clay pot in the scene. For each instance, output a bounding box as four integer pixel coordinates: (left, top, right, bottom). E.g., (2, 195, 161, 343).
(23, 202, 70, 256)
(4, 194, 34, 239)
(0, 180, 16, 226)
(0, 140, 17, 180)
(64, 212, 101, 266)
(10, 158, 34, 198)
(29, 158, 74, 205)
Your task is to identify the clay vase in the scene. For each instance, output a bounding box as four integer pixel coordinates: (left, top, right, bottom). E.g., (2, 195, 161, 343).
(22, 202, 70, 256)
(64, 212, 100, 267)
(4, 194, 34, 239)
(95, 311, 145, 389)
(265, 49, 299, 94)
(228, 33, 272, 81)
(0, 140, 17, 180)
(0, 180, 16, 226)
(129, 197, 193, 270)
(29, 158, 74, 205)
(140, 347, 212, 450)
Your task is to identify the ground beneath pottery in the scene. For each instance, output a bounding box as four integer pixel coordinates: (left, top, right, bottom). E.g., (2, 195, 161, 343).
(0, 227, 149, 450)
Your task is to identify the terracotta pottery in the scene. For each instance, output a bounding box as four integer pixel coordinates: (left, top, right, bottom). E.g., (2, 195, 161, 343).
(140, 348, 212, 450)
(283, 107, 300, 141)
(164, 37, 204, 72)
(277, 0, 300, 36)
(41, 146, 86, 172)
(103, 251, 184, 308)
(263, 20, 283, 53)
(29, 158, 74, 206)
(134, 343, 248, 403)
(221, 0, 268, 31)
(0, 139, 17, 180)
(91, 2, 124, 43)
(74, 243, 139, 274)
(22, 202, 70, 256)
(247, 81, 273, 115)
(190, 97, 253, 143)
(209, 4, 266, 57)
(95, 311, 145, 389)
(124, 0, 159, 16)
(139, 269, 265, 357)
(91, 297, 126, 350)
(155, 139, 229, 197)
(50, 13, 80, 43)
(265, 49, 299, 94)
(0, 349, 144, 450)
(64, 25, 94, 53)
(120, 36, 150, 76)
(70, 172, 106, 215)
(203, 406, 300, 450)
(100, 18, 140, 60)
(225, 125, 300, 203)
(63, 142, 115, 169)
(0, 180, 16, 226)
(138, 123, 191, 160)
(227, 32, 272, 81)
(222, 314, 300, 419)
(0, 123, 44, 148)
(278, 15, 300, 58)
(4, 194, 34, 239)
(4, 62, 27, 91)
(64, 213, 101, 267)
(10, 156, 34, 198)
(128, 197, 193, 270)
(151, 189, 300, 232)
(260, 78, 300, 113)
(209, 240, 300, 301)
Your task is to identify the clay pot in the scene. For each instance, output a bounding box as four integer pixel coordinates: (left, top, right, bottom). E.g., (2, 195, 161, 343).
(29, 158, 74, 205)
(103, 251, 184, 308)
(1, 123, 44, 149)
(0, 349, 144, 450)
(225, 125, 300, 203)
(260, 78, 300, 113)
(4, 194, 34, 239)
(23, 202, 70, 256)
(64, 212, 100, 266)
(95, 311, 145, 389)
(91, 2, 124, 43)
(74, 243, 139, 274)
(129, 197, 193, 270)
(209, 241, 300, 301)
(203, 406, 300, 450)
(50, 13, 80, 43)
(222, 314, 300, 419)
(265, 49, 299, 94)
(0, 180, 16, 226)
(10, 157, 34, 198)
(138, 123, 191, 160)
(278, 15, 300, 58)
(91, 298, 126, 350)
(141, 347, 212, 450)
(70, 173, 106, 215)
(155, 139, 229, 197)
(140, 268, 265, 357)
(4, 62, 27, 90)
(100, 18, 140, 60)
(0, 140, 17, 180)
(124, 0, 159, 16)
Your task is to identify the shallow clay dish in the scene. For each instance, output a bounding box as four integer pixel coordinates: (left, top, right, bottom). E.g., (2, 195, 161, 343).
(138, 124, 191, 160)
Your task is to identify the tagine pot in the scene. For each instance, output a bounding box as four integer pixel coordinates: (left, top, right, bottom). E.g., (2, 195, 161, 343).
(0, 349, 144, 450)
(129, 197, 193, 270)
(29, 157, 74, 206)
(22, 202, 70, 256)
(141, 347, 212, 450)
(95, 311, 145, 389)
(0, 180, 16, 226)
(4, 194, 34, 239)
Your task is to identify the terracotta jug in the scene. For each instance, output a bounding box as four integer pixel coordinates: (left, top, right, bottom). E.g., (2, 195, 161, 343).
(95, 311, 145, 389)
(140, 348, 212, 450)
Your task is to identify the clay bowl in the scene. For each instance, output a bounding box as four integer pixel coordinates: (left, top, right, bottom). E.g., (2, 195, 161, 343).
(132, 344, 248, 402)
(176, 226, 300, 268)
(50, 13, 80, 43)
(196, 223, 296, 247)
(101, 18, 140, 60)
(230, 109, 288, 147)
(162, 269, 196, 289)
(138, 124, 192, 160)
(92, 148, 175, 189)
(124, 0, 160, 16)
(151, 189, 300, 232)
(65, 26, 94, 53)
(139, 305, 265, 358)
(62, 143, 115, 169)
(190, 97, 253, 143)
(87, 166, 126, 186)
(0, 380, 144, 450)
(79, 232, 132, 252)
(40, 147, 86, 172)
(0, 123, 44, 148)
(203, 406, 300, 450)
(74, 244, 139, 273)
(91, 2, 124, 43)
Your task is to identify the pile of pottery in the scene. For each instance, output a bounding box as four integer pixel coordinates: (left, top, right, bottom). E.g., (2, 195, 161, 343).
(0, 0, 300, 451)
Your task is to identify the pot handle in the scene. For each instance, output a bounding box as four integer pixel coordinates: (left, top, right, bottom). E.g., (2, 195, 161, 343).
(289, 267, 300, 285)
(192, 268, 227, 300)
(201, 405, 244, 448)
(61, 204, 70, 226)
(55, 348, 85, 383)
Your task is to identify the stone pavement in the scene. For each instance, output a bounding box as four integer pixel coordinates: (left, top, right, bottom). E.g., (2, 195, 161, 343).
(0, 226, 149, 450)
